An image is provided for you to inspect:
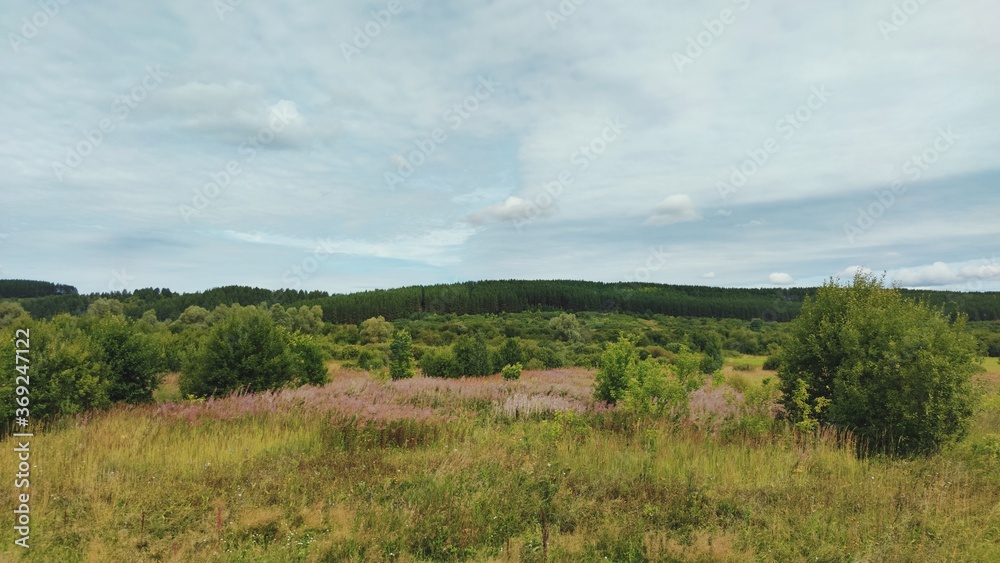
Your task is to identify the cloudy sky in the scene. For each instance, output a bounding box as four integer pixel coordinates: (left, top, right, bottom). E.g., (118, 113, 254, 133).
(1, 0, 998, 295)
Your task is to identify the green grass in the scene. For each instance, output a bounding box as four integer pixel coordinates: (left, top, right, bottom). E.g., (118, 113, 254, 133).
(152, 372, 183, 404)
(3, 365, 1000, 561)
(723, 355, 768, 369)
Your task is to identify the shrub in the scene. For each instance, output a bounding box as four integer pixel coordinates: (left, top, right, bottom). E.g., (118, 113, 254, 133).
(619, 359, 681, 417)
(289, 334, 328, 386)
(356, 348, 387, 371)
(0, 320, 110, 421)
(419, 347, 460, 378)
(594, 335, 638, 404)
(501, 363, 522, 381)
(496, 337, 524, 368)
(180, 307, 296, 398)
(524, 358, 545, 371)
(0, 302, 29, 329)
(389, 329, 416, 380)
(549, 313, 583, 342)
(692, 331, 724, 373)
(359, 316, 393, 344)
(762, 355, 781, 371)
(453, 333, 491, 376)
(779, 273, 980, 456)
(532, 343, 565, 369)
(89, 316, 161, 404)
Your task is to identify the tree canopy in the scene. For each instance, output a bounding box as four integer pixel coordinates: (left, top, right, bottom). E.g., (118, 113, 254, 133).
(779, 274, 981, 456)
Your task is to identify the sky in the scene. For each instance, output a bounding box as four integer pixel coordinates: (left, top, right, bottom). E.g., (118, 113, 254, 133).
(1, 0, 998, 295)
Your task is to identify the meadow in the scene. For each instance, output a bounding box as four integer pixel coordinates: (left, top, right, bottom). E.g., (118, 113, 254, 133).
(2, 356, 1000, 562)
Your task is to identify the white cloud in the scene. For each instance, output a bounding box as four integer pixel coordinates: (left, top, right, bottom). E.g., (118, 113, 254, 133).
(465, 196, 546, 226)
(769, 273, 795, 285)
(702, 272, 716, 279)
(156, 82, 308, 143)
(891, 261, 961, 286)
(837, 265, 875, 279)
(222, 226, 475, 267)
(959, 261, 1000, 281)
(736, 219, 766, 228)
(644, 194, 700, 226)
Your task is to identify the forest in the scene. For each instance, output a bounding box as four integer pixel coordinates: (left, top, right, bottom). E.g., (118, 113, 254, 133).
(7, 278, 1000, 324)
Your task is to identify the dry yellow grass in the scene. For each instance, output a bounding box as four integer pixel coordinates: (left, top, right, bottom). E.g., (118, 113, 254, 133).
(2, 365, 1000, 561)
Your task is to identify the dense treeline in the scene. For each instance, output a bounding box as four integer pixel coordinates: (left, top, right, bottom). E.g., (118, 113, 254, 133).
(8, 279, 1000, 325)
(14, 286, 328, 320)
(0, 279, 77, 299)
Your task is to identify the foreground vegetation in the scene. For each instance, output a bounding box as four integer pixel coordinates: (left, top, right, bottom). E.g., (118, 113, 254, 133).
(2, 361, 1000, 561)
(2, 276, 1000, 560)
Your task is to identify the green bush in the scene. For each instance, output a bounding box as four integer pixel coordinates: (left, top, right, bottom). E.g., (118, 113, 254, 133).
(779, 274, 981, 456)
(180, 306, 297, 398)
(501, 363, 522, 381)
(453, 333, 492, 376)
(89, 316, 161, 404)
(289, 334, 328, 386)
(419, 347, 460, 378)
(0, 319, 111, 421)
(389, 329, 416, 380)
(359, 316, 393, 344)
(762, 355, 781, 371)
(549, 313, 584, 342)
(495, 337, 524, 369)
(593, 335, 637, 404)
(356, 347, 387, 371)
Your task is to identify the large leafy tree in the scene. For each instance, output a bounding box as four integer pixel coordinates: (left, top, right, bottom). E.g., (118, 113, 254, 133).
(360, 315, 393, 344)
(779, 274, 980, 456)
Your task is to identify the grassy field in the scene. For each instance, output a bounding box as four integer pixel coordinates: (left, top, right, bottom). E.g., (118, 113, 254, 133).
(3, 361, 1000, 561)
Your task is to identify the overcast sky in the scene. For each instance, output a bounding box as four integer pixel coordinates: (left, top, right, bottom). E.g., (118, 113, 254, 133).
(1, 0, 998, 295)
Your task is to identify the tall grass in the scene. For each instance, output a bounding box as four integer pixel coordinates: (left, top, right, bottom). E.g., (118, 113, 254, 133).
(3, 366, 1000, 561)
